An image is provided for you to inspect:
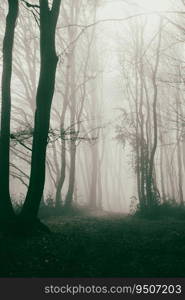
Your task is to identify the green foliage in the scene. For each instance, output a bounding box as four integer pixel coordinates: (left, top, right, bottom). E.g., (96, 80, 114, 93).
(129, 196, 139, 215)
(12, 196, 24, 214)
(135, 200, 185, 220)
(39, 197, 94, 218)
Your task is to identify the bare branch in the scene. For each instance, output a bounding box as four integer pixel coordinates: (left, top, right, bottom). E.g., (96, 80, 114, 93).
(20, 0, 40, 9)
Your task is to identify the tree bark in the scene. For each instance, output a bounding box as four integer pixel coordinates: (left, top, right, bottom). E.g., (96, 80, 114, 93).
(65, 141, 76, 208)
(147, 19, 162, 208)
(89, 144, 98, 209)
(176, 92, 183, 204)
(0, 0, 19, 221)
(55, 137, 66, 207)
(20, 0, 61, 219)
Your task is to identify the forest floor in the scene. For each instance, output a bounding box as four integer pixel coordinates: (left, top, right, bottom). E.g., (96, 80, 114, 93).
(1, 214, 185, 277)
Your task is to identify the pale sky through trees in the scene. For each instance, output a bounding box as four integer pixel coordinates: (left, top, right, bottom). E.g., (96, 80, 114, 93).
(2, 1, 185, 284)
(0, 0, 185, 214)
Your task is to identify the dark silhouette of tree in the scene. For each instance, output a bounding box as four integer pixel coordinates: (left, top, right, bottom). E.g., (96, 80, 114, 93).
(20, 0, 61, 220)
(0, 0, 19, 222)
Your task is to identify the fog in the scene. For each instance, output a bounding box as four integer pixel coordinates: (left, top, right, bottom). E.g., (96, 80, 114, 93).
(0, 0, 185, 215)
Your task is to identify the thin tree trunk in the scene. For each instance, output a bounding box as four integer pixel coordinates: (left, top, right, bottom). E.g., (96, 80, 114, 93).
(147, 19, 162, 208)
(65, 142, 76, 208)
(158, 104, 165, 201)
(55, 138, 66, 207)
(89, 144, 98, 209)
(176, 93, 183, 204)
(55, 53, 70, 207)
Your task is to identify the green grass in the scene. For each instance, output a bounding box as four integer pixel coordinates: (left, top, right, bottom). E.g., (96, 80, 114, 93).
(1, 215, 185, 277)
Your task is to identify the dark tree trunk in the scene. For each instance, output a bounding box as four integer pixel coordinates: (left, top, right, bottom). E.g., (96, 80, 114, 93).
(0, 0, 19, 221)
(89, 144, 98, 209)
(55, 137, 66, 207)
(20, 0, 61, 220)
(65, 142, 76, 208)
(55, 58, 69, 208)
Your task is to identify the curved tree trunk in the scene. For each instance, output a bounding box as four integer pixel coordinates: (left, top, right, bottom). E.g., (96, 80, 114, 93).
(20, 0, 61, 220)
(64, 142, 76, 209)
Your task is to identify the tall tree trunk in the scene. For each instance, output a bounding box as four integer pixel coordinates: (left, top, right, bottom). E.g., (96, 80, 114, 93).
(20, 0, 61, 220)
(55, 54, 70, 208)
(0, 0, 19, 221)
(147, 19, 162, 208)
(63, 2, 78, 209)
(176, 93, 183, 204)
(158, 103, 166, 201)
(134, 25, 144, 208)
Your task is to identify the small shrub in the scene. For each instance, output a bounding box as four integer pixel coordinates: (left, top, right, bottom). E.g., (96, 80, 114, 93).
(12, 196, 24, 214)
(135, 200, 185, 220)
(38, 199, 95, 218)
